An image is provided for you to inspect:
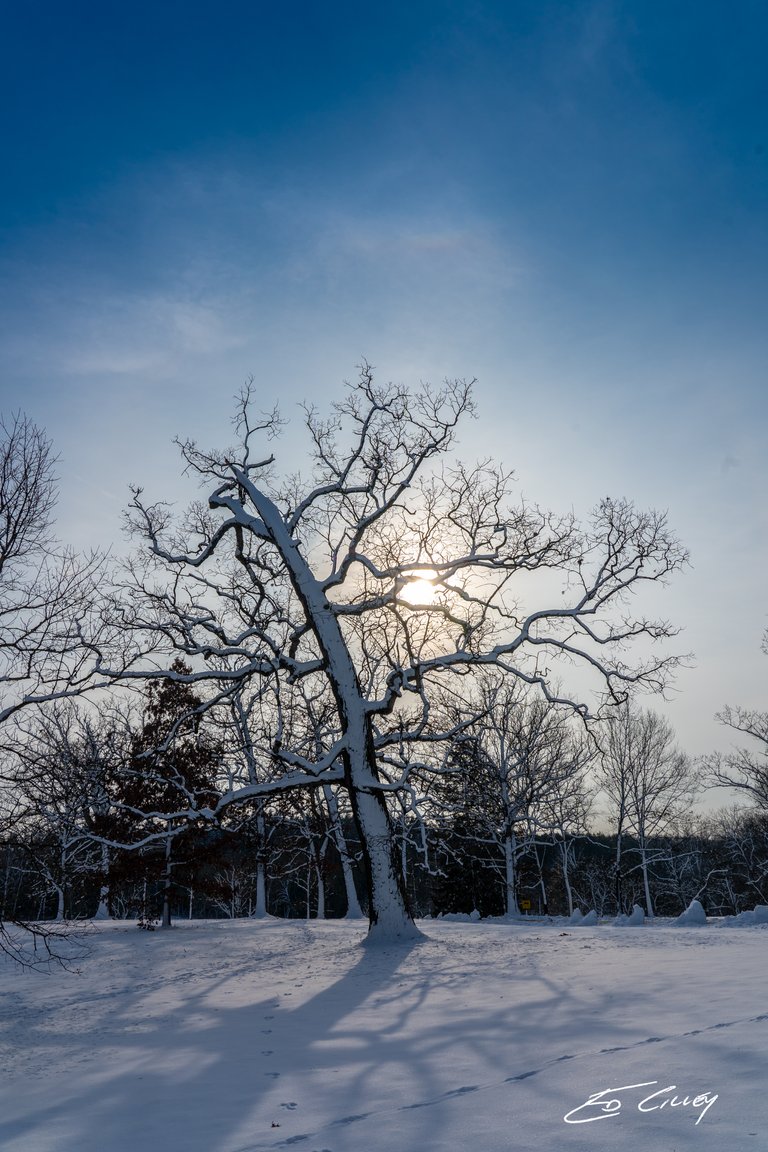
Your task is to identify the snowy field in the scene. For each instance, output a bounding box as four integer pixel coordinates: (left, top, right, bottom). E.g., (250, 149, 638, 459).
(1, 918, 766, 1152)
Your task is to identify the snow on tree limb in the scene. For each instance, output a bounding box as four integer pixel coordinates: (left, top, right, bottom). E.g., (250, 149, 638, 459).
(102, 366, 688, 938)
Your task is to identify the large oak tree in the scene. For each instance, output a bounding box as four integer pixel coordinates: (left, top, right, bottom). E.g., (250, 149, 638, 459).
(106, 367, 687, 941)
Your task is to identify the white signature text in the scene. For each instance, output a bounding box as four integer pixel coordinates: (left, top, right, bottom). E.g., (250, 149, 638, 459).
(564, 1080, 719, 1126)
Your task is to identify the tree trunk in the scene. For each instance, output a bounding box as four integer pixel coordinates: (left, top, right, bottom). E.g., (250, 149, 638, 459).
(614, 827, 624, 914)
(315, 864, 325, 919)
(532, 841, 548, 915)
(161, 828, 173, 929)
(323, 785, 363, 919)
(2, 844, 11, 912)
(500, 772, 521, 918)
(250, 808, 269, 918)
(504, 830, 520, 917)
(560, 838, 574, 917)
(93, 886, 110, 920)
(640, 842, 654, 918)
(93, 843, 111, 920)
(316, 673, 416, 939)
(247, 485, 418, 941)
(252, 861, 268, 918)
(349, 783, 419, 940)
(55, 844, 69, 920)
(341, 857, 364, 918)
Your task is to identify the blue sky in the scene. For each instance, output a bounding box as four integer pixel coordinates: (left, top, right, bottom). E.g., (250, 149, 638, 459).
(1, 1, 766, 773)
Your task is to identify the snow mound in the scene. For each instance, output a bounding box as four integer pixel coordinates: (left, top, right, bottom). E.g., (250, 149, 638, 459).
(568, 908, 584, 924)
(674, 899, 707, 926)
(628, 903, 645, 925)
(613, 904, 645, 927)
(721, 904, 768, 927)
(438, 911, 480, 922)
(577, 909, 598, 926)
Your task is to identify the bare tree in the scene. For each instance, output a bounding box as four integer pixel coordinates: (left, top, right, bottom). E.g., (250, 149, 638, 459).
(7, 713, 99, 920)
(0, 414, 104, 962)
(215, 680, 286, 919)
(0, 413, 57, 574)
(701, 806, 768, 912)
(539, 736, 595, 916)
(464, 676, 588, 917)
(103, 367, 687, 940)
(597, 705, 695, 916)
(652, 813, 726, 916)
(703, 635, 768, 811)
(7, 702, 136, 921)
(707, 708, 768, 810)
(0, 413, 102, 729)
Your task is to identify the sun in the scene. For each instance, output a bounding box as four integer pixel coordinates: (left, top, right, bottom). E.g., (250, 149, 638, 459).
(399, 569, 439, 606)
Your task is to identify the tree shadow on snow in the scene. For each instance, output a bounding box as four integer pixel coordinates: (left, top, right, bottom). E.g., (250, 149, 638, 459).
(0, 920, 751, 1152)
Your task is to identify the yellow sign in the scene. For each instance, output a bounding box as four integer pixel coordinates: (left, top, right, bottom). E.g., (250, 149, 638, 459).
(520, 900, 532, 910)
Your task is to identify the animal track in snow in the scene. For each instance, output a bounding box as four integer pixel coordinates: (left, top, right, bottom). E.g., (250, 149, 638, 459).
(237, 1011, 768, 1150)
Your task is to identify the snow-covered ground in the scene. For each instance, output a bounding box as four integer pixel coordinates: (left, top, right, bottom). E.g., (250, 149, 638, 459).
(1, 917, 766, 1152)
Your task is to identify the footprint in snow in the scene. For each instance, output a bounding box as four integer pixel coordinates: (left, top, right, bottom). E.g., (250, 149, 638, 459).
(280, 1101, 298, 1110)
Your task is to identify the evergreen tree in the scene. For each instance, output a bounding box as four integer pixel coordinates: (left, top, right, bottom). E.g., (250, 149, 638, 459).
(111, 659, 221, 927)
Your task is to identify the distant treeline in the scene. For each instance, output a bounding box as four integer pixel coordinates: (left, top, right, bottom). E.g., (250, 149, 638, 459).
(3, 806, 766, 924)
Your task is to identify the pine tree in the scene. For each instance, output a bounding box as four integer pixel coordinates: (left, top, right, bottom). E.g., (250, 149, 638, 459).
(113, 659, 221, 927)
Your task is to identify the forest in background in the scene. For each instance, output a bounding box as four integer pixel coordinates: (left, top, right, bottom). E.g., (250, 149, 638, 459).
(1, 378, 766, 942)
